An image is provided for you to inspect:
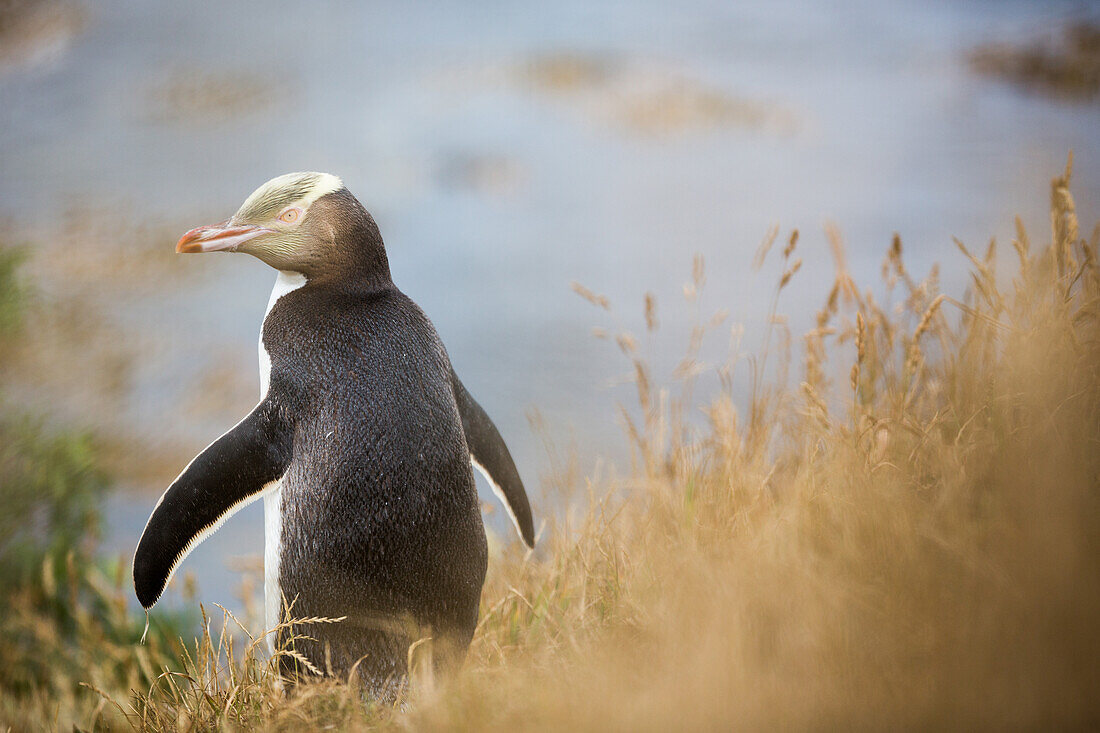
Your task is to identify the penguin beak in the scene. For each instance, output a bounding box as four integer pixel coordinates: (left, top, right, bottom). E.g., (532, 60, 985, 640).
(176, 221, 272, 253)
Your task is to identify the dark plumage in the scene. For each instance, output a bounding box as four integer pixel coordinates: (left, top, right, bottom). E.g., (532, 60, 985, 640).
(133, 173, 533, 697)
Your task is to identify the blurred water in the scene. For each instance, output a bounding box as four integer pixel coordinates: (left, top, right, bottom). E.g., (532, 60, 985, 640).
(4, 0, 1099, 613)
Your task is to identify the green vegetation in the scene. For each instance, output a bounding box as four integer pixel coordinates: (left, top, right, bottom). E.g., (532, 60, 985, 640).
(0, 245, 27, 337)
(0, 246, 186, 729)
(1, 160, 1098, 729)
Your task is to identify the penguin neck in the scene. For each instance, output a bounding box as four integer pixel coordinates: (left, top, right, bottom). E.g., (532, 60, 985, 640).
(266, 270, 309, 314)
(306, 247, 393, 293)
(338, 230, 393, 291)
(303, 189, 394, 292)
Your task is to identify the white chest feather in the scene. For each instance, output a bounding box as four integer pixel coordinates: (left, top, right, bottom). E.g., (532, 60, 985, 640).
(260, 270, 306, 639)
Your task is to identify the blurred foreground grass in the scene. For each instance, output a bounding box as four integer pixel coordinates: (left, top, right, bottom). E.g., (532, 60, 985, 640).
(1, 159, 1098, 729)
(0, 246, 190, 729)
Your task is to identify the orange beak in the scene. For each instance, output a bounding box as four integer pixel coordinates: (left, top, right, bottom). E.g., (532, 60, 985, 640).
(176, 220, 272, 253)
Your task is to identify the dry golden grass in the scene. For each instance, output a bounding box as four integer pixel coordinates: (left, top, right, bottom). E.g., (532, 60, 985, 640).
(415, 158, 1097, 730)
(6, 159, 1099, 730)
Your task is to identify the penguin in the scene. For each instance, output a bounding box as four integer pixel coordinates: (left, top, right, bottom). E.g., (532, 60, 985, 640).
(133, 172, 535, 695)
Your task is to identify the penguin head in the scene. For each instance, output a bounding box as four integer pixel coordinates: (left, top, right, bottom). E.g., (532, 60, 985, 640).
(176, 172, 389, 281)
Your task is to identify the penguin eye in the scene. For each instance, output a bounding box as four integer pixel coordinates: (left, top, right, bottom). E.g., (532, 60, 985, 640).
(278, 208, 301, 224)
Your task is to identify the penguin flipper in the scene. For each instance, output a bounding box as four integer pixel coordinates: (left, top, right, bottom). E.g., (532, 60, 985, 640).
(133, 397, 293, 608)
(450, 368, 535, 548)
